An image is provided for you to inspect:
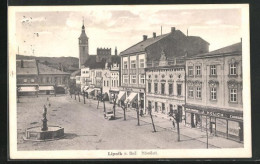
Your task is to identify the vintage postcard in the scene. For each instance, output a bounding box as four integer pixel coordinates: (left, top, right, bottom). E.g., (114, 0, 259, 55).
(8, 4, 251, 159)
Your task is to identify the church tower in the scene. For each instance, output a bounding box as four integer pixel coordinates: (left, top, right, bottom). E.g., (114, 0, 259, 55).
(78, 19, 89, 68)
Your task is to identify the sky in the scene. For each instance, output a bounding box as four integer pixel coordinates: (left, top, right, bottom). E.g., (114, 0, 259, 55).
(15, 6, 242, 58)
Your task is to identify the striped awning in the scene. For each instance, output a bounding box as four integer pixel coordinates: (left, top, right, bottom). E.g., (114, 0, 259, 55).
(39, 86, 54, 91)
(125, 92, 138, 104)
(87, 88, 95, 94)
(117, 91, 126, 102)
(19, 86, 37, 92)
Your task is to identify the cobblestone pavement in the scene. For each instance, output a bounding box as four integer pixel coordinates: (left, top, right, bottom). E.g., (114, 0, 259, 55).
(17, 94, 242, 150)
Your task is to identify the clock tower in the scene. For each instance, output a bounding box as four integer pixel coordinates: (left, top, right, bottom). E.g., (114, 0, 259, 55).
(78, 19, 89, 68)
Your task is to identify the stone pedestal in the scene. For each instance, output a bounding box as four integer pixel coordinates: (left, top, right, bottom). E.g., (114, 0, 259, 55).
(24, 126, 64, 141)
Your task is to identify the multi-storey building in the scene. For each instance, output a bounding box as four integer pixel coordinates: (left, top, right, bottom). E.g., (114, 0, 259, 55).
(16, 59, 39, 96)
(146, 51, 185, 120)
(80, 67, 91, 91)
(184, 42, 243, 142)
(118, 27, 209, 113)
(109, 60, 120, 103)
(17, 59, 70, 95)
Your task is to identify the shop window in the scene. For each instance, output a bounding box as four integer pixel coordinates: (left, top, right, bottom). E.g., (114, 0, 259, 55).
(230, 89, 237, 102)
(162, 103, 165, 113)
(155, 102, 158, 112)
(210, 87, 217, 100)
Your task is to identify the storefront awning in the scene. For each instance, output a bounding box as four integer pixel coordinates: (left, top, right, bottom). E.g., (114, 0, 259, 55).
(125, 92, 138, 104)
(87, 88, 95, 94)
(19, 86, 37, 92)
(94, 88, 101, 91)
(39, 86, 54, 91)
(183, 104, 243, 117)
(117, 91, 126, 102)
(83, 86, 89, 92)
(109, 89, 120, 93)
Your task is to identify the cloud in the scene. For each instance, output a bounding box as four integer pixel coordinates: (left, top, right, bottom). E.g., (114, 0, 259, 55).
(205, 19, 222, 25)
(190, 24, 240, 29)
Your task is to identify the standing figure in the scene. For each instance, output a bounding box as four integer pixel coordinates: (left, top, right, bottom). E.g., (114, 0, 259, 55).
(42, 105, 48, 131)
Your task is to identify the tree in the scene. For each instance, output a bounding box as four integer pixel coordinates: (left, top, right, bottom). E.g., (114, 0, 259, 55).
(148, 107, 156, 132)
(169, 110, 180, 142)
(136, 100, 140, 126)
(120, 100, 126, 120)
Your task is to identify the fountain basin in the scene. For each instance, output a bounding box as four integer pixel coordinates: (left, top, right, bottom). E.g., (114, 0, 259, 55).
(23, 126, 64, 141)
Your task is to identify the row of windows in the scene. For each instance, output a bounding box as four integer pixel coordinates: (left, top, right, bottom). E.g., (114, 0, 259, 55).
(188, 64, 238, 76)
(148, 102, 178, 114)
(123, 59, 145, 69)
(188, 87, 238, 102)
(123, 74, 145, 85)
(22, 77, 68, 84)
(103, 80, 119, 87)
(23, 78, 35, 83)
(188, 87, 202, 99)
(148, 83, 182, 96)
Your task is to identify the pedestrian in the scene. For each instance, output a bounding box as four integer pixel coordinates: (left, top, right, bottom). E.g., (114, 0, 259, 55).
(172, 119, 175, 128)
(140, 109, 144, 117)
(86, 92, 88, 99)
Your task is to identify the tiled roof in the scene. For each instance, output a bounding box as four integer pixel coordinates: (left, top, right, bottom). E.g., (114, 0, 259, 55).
(16, 59, 38, 75)
(38, 63, 70, 75)
(187, 36, 210, 45)
(120, 33, 170, 55)
(194, 42, 242, 58)
(84, 55, 107, 69)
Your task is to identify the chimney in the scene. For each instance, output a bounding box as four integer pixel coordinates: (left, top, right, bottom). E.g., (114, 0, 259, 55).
(143, 35, 147, 41)
(171, 27, 176, 33)
(21, 60, 24, 68)
(115, 47, 117, 56)
(153, 32, 156, 38)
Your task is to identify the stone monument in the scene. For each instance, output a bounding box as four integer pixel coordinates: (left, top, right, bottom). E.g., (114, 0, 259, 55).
(24, 105, 64, 141)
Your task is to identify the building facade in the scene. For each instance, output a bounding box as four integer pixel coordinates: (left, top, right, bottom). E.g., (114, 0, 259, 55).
(119, 27, 209, 113)
(80, 67, 91, 91)
(16, 59, 39, 95)
(17, 59, 70, 95)
(184, 42, 243, 142)
(146, 51, 185, 121)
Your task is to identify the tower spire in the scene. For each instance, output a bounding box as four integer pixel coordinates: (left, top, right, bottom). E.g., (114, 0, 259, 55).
(82, 17, 85, 30)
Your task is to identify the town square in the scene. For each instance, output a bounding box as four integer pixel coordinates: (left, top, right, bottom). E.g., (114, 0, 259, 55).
(8, 4, 251, 159)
